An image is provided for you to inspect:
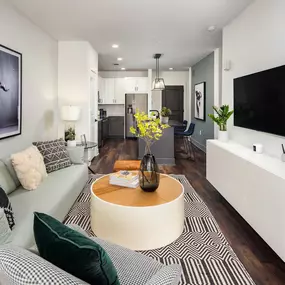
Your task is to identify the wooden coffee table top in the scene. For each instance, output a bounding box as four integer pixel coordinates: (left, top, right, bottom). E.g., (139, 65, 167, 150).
(92, 173, 183, 207)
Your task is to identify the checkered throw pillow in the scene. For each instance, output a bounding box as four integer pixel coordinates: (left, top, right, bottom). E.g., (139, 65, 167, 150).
(0, 246, 87, 284)
(0, 187, 15, 230)
(33, 139, 71, 173)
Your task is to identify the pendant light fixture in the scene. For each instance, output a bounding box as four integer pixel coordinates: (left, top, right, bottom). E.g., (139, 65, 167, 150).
(152, 54, 165, 90)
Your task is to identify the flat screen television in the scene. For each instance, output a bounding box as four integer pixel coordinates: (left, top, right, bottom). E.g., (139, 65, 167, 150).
(234, 65, 285, 137)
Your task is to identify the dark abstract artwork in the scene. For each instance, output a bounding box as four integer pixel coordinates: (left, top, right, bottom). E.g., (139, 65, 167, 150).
(194, 82, 206, 121)
(0, 45, 22, 140)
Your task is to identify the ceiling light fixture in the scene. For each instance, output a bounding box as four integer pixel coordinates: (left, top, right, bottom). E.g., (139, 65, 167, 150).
(169, 67, 173, 70)
(152, 53, 165, 91)
(207, 26, 216, 32)
(117, 57, 123, 61)
(112, 44, 119, 48)
(121, 67, 126, 70)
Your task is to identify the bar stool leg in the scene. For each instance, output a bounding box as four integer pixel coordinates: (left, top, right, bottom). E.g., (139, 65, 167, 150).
(187, 136, 195, 161)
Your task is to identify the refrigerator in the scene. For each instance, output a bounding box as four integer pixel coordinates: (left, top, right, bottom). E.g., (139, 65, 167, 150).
(125, 94, 148, 138)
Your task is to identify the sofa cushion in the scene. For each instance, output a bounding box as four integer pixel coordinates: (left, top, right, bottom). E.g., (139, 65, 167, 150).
(0, 246, 86, 284)
(9, 164, 88, 249)
(33, 139, 71, 173)
(34, 212, 120, 285)
(0, 160, 17, 195)
(1, 157, 21, 188)
(0, 187, 15, 230)
(11, 146, 48, 191)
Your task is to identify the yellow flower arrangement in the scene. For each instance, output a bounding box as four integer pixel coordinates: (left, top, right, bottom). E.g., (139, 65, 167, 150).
(130, 110, 170, 154)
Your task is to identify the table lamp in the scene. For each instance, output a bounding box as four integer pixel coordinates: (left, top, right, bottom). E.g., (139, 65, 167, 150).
(61, 105, 81, 147)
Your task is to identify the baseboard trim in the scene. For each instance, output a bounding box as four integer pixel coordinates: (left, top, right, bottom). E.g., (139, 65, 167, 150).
(192, 138, 206, 153)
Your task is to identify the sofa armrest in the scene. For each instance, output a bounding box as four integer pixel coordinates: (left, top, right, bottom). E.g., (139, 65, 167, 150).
(66, 224, 89, 237)
(66, 225, 180, 285)
(145, 264, 182, 285)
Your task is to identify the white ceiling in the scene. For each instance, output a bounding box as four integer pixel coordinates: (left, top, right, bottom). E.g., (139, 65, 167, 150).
(11, 0, 254, 71)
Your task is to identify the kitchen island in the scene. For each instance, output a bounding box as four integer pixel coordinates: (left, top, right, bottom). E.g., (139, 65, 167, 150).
(138, 124, 176, 165)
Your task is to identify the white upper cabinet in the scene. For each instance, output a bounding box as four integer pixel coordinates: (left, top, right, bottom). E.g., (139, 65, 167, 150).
(99, 77, 148, 104)
(103, 78, 115, 104)
(125, 77, 148, 93)
(114, 78, 126, 104)
(136, 77, 148, 93)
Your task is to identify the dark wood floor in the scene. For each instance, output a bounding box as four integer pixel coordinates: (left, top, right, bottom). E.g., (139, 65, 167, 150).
(91, 139, 285, 285)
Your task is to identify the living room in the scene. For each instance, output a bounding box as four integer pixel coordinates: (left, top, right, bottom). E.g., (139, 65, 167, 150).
(1, 0, 285, 284)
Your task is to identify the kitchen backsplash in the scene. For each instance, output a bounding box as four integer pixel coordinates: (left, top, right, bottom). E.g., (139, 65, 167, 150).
(99, 104, 125, 116)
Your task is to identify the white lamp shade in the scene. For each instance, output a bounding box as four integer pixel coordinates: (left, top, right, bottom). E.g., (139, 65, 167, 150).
(61, 106, 81, 121)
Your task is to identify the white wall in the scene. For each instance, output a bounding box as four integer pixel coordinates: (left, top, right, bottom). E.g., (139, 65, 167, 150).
(0, 0, 58, 157)
(222, 0, 285, 158)
(58, 41, 98, 143)
(151, 71, 190, 121)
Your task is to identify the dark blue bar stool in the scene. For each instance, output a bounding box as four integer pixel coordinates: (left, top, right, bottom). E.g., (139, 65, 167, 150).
(174, 120, 188, 133)
(174, 123, 196, 161)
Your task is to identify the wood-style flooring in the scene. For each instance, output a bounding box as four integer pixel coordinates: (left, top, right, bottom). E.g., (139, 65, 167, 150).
(90, 139, 285, 285)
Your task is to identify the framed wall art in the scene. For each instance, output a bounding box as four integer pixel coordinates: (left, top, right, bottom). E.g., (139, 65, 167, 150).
(194, 82, 206, 121)
(0, 45, 22, 140)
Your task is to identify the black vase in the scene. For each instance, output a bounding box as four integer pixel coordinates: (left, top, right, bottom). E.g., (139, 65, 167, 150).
(139, 154, 160, 192)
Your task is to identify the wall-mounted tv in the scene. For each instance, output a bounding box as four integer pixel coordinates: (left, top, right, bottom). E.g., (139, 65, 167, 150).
(234, 65, 285, 137)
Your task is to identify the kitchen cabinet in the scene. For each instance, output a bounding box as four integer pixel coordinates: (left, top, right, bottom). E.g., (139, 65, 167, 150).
(102, 118, 109, 141)
(103, 78, 115, 104)
(125, 77, 148, 93)
(99, 77, 148, 105)
(98, 120, 102, 148)
(108, 116, 124, 138)
(114, 78, 126, 104)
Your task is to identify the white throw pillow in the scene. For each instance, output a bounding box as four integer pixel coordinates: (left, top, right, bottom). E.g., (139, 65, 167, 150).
(11, 146, 47, 191)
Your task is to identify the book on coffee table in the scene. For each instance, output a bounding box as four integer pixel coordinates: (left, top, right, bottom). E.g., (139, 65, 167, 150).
(110, 171, 139, 188)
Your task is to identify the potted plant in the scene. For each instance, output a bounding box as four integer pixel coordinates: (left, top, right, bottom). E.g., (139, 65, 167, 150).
(65, 127, 77, 147)
(130, 111, 169, 192)
(161, 107, 172, 124)
(208, 105, 234, 142)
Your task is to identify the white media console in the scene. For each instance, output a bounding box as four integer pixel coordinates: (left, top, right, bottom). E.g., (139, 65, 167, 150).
(207, 140, 285, 262)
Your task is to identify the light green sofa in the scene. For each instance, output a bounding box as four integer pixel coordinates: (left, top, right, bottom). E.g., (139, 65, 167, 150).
(0, 157, 88, 249)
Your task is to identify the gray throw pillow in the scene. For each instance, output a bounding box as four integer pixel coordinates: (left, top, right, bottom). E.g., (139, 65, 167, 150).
(0, 246, 86, 284)
(33, 139, 71, 173)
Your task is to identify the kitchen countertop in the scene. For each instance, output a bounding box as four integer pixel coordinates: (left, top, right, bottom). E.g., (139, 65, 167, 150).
(168, 120, 184, 127)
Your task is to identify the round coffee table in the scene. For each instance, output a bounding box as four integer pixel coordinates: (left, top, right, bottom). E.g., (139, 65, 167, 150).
(90, 173, 184, 250)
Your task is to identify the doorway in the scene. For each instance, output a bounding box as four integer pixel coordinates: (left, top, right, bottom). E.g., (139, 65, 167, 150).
(162, 86, 184, 122)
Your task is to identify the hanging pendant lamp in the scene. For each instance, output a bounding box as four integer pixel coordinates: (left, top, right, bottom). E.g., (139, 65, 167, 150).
(152, 54, 165, 90)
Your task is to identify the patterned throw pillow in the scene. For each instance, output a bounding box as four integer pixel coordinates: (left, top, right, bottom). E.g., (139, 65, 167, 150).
(0, 187, 15, 230)
(0, 246, 86, 284)
(33, 139, 71, 173)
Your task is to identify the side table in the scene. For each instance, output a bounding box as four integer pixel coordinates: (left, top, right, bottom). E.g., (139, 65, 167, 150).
(77, 141, 97, 174)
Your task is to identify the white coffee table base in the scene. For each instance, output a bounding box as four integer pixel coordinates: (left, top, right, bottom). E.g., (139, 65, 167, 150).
(90, 176, 184, 251)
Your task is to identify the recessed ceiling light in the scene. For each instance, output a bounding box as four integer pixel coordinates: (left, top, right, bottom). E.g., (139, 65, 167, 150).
(208, 26, 216, 32)
(117, 57, 123, 61)
(169, 67, 173, 70)
(121, 67, 126, 70)
(112, 44, 119, 48)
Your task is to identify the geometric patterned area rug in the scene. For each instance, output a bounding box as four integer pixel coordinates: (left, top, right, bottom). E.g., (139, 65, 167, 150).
(64, 175, 255, 285)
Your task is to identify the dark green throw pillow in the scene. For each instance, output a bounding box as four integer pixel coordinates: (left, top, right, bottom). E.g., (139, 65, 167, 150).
(33, 212, 120, 285)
